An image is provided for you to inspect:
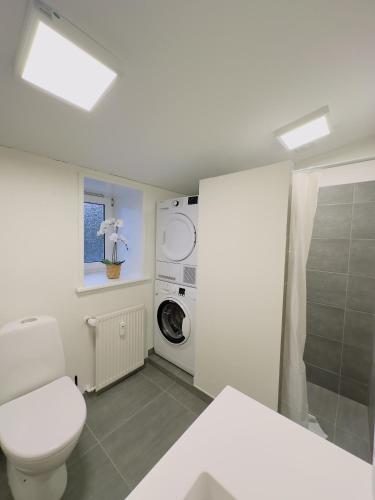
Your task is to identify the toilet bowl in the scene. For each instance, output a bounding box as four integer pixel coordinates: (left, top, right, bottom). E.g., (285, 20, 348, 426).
(0, 317, 87, 500)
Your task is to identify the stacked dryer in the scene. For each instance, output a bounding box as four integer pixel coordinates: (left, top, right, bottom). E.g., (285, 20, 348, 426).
(154, 196, 198, 374)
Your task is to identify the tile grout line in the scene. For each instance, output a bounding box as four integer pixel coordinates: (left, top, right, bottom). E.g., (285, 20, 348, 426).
(140, 368, 176, 392)
(333, 191, 355, 441)
(147, 358, 182, 383)
(141, 367, 202, 417)
(307, 268, 375, 279)
(98, 442, 133, 492)
(306, 360, 369, 388)
(86, 422, 133, 491)
(98, 387, 168, 443)
(147, 358, 200, 394)
(85, 373, 198, 491)
(307, 330, 374, 351)
(165, 386, 201, 418)
(318, 198, 375, 207)
(307, 299, 375, 317)
(68, 425, 99, 466)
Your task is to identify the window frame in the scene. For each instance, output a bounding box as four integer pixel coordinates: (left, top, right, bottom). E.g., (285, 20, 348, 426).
(84, 194, 113, 273)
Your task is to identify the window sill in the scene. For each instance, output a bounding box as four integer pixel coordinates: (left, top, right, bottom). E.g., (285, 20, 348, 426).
(76, 272, 152, 295)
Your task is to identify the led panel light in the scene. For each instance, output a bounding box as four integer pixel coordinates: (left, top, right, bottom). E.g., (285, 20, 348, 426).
(18, 2, 118, 111)
(275, 107, 331, 150)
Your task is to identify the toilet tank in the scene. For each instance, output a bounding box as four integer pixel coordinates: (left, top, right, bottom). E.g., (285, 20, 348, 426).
(0, 316, 65, 405)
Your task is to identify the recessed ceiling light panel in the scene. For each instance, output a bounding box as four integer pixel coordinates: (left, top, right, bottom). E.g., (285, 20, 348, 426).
(17, 1, 119, 111)
(275, 106, 331, 151)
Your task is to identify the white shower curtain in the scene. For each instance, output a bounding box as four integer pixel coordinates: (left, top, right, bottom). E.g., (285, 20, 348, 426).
(281, 171, 320, 427)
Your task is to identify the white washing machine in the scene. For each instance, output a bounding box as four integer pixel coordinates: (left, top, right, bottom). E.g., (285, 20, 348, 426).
(156, 196, 198, 287)
(154, 280, 196, 374)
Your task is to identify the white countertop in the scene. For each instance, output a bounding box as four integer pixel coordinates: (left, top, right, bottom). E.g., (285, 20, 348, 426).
(127, 386, 372, 500)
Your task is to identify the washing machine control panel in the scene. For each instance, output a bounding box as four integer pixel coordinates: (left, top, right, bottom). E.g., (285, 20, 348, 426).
(155, 281, 195, 300)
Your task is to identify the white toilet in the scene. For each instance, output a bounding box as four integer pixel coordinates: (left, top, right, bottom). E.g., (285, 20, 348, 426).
(0, 316, 86, 500)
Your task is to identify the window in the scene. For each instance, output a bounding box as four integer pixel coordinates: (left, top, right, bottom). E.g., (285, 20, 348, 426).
(82, 177, 144, 287)
(84, 201, 105, 263)
(84, 194, 113, 272)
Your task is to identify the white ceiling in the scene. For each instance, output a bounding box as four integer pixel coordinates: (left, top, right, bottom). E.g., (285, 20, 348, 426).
(1, 0, 374, 194)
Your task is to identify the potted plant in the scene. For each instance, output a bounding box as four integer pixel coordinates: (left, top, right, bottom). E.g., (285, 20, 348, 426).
(97, 218, 128, 279)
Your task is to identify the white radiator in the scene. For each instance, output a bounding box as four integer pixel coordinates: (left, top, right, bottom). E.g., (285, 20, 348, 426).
(87, 305, 145, 391)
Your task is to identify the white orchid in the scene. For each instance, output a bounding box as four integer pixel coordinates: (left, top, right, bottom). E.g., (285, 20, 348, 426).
(96, 218, 128, 264)
(97, 220, 109, 236)
(118, 234, 128, 244)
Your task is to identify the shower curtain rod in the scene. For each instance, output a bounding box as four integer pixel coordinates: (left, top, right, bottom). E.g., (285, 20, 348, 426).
(295, 155, 375, 173)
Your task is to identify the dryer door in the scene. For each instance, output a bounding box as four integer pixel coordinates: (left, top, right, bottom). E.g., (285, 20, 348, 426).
(157, 299, 191, 344)
(159, 213, 196, 262)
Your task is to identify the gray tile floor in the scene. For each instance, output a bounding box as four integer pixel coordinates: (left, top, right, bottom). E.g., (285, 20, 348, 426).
(1, 369, 371, 500)
(307, 381, 372, 463)
(0, 362, 209, 500)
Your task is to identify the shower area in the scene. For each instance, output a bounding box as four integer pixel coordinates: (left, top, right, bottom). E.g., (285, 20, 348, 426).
(281, 161, 375, 464)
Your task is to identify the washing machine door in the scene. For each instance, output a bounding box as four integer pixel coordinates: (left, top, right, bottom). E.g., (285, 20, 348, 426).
(157, 299, 191, 344)
(159, 213, 196, 262)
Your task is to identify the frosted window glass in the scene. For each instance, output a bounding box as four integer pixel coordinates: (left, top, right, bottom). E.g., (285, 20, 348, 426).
(84, 202, 105, 263)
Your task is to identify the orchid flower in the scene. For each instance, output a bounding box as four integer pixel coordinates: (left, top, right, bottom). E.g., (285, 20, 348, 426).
(97, 218, 128, 264)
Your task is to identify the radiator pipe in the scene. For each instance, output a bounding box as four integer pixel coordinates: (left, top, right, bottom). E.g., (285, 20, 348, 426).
(84, 316, 98, 327)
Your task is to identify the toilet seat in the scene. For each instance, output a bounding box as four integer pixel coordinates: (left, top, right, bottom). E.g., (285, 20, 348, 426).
(0, 376, 86, 468)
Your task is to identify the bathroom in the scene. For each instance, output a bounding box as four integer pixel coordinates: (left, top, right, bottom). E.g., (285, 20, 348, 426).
(0, 1, 375, 500)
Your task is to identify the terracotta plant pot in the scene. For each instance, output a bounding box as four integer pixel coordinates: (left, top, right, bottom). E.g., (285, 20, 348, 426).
(106, 263, 122, 279)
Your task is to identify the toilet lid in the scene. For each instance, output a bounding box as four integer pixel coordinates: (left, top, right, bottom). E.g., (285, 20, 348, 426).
(0, 376, 86, 461)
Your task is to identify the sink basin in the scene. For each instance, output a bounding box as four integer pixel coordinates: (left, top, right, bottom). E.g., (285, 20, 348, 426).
(184, 472, 236, 500)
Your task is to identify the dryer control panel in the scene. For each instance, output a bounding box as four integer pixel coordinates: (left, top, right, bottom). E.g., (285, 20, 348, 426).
(158, 195, 198, 210)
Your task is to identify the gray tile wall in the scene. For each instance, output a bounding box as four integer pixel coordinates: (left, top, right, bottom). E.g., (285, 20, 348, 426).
(304, 181, 375, 405)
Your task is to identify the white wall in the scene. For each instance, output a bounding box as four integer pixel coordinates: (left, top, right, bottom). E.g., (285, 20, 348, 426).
(116, 186, 143, 275)
(318, 160, 375, 187)
(194, 162, 291, 410)
(0, 146, 182, 391)
(295, 134, 375, 171)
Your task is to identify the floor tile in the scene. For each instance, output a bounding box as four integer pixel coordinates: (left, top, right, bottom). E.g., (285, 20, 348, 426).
(141, 363, 175, 390)
(307, 382, 338, 423)
(318, 184, 354, 205)
(85, 372, 161, 440)
(149, 353, 181, 375)
(334, 427, 371, 463)
(315, 416, 335, 442)
(63, 445, 130, 500)
(69, 425, 98, 465)
(175, 368, 194, 386)
(168, 382, 209, 415)
(336, 396, 370, 441)
(102, 392, 196, 488)
(340, 377, 369, 406)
